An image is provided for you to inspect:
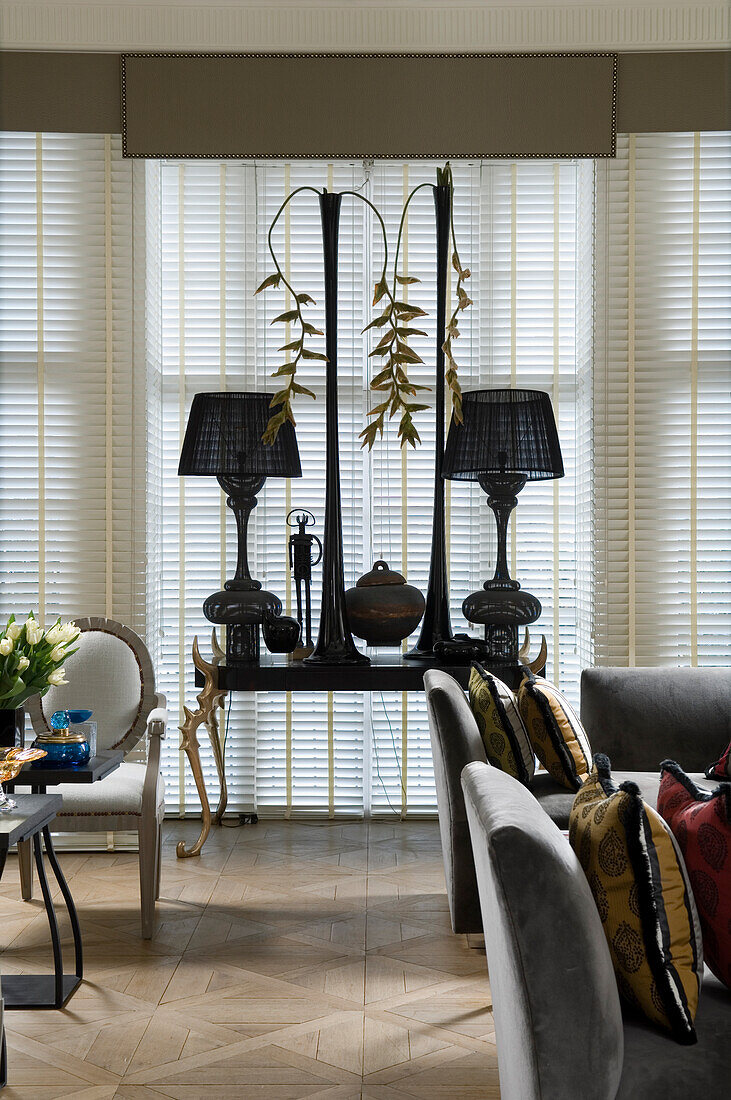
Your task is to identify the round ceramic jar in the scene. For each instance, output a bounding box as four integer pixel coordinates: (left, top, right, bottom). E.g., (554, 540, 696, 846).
(345, 561, 425, 647)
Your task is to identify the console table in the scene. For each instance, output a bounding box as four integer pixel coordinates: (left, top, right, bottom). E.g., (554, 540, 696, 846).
(178, 630, 545, 859)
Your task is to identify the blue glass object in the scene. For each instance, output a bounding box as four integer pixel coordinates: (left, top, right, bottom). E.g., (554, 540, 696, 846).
(68, 709, 93, 724)
(35, 710, 91, 767)
(34, 738, 91, 768)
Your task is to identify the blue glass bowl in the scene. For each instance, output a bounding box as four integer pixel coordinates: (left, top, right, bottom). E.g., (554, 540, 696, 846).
(32, 739, 91, 768)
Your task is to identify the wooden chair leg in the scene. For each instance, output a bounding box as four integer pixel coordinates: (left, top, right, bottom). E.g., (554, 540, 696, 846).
(138, 817, 158, 939)
(154, 822, 162, 901)
(17, 838, 33, 901)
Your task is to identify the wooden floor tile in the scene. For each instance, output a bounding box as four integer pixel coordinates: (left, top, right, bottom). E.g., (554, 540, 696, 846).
(0, 819, 498, 1097)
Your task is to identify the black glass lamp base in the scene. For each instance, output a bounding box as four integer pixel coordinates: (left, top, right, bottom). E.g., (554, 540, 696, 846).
(226, 624, 260, 664)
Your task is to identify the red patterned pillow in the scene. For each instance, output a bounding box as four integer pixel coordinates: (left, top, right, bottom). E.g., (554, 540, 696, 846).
(706, 741, 731, 781)
(657, 760, 731, 990)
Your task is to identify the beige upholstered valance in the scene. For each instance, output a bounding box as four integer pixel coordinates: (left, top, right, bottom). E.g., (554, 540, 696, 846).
(119, 52, 617, 159)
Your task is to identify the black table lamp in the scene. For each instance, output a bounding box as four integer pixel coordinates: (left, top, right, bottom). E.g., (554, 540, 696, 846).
(442, 388, 564, 665)
(178, 392, 302, 663)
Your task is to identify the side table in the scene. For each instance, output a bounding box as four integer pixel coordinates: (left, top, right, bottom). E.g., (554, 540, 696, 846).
(5, 751, 124, 902)
(0, 793, 82, 1009)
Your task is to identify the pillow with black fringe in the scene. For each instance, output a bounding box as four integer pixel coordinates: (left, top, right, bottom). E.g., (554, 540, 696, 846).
(468, 663, 535, 786)
(569, 754, 703, 1044)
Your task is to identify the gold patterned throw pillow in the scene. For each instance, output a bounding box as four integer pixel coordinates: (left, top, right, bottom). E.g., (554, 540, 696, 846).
(469, 664, 535, 785)
(569, 755, 702, 1044)
(517, 669, 592, 790)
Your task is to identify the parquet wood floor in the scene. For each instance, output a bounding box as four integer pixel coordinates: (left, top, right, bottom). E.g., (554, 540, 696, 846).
(0, 819, 499, 1099)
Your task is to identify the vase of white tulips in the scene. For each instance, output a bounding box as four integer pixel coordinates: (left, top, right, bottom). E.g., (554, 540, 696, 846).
(0, 614, 80, 747)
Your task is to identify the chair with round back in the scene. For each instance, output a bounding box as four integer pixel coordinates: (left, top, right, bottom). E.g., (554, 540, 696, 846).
(25, 617, 167, 938)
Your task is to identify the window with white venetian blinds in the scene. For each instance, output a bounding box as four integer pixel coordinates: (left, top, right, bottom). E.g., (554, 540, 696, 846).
(4, 134, 726, 819)
(153, 157, 593, 816)
(0, 132, 147, 632)
(594, 132, 731, 666)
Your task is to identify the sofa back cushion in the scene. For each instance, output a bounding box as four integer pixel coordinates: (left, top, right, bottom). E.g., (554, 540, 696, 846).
(462, 761, 624, 1100)
(580, 667, 731, 772)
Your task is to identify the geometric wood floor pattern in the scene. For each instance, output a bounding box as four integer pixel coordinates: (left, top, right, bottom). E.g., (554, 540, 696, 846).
(0, 819, 500, 1098)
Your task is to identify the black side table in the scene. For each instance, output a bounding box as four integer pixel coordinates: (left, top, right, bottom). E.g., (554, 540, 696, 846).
(0, 794, 83, 1009)
(5, 751, 124, 903)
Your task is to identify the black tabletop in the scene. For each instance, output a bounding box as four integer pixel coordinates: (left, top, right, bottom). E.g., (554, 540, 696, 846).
(4, 750, 124, 789)
(0, 794, 62, 849)
(195, 653, 525, 693)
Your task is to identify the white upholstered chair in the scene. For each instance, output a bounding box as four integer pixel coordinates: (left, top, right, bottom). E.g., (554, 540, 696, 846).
(23, 617, 167, 938)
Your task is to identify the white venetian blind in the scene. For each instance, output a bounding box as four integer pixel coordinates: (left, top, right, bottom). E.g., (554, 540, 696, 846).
(594, 132, 731, 666)
(0, 133, 146, 631)
(154, 157, 594, 817)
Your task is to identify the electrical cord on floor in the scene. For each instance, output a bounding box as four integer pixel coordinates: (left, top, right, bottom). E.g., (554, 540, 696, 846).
(371, 692, 402, 816)
(218, 684, 405, 820)
(220, 692, 258, 827)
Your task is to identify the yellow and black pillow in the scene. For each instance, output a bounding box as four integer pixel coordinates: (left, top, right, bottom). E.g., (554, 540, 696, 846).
(517, 669, 592, 791)
(469, 664, 535, 786)
(569, 754, 702, 1044)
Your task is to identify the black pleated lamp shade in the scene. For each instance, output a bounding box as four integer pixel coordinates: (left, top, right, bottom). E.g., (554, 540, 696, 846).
(178, 392, 301, 478)
(443, 388, 564, 481)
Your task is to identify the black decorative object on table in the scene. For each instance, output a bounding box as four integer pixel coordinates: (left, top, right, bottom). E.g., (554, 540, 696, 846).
(442, 388, 564, 665)
(406, 182, 454, 660)
(345, 561, 425, 647)
(178, 391, 302, 664)
(0, 707, 24, 749)
(287, 509, 322, 659)
(306, 191, 369, 666)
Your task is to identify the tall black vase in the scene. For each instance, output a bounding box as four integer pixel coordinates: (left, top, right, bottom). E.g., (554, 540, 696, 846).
(405, 183, 454, 659)
(306, 191, 369, 665)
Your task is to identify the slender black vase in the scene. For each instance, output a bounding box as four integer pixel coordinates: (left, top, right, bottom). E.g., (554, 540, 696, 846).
(306, 191, 369, 665)
(405, 183, 454, 659)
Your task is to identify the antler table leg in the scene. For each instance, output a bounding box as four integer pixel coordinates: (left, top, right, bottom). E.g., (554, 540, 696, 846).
(207, 630, 229, 825)
(176, 636, 229, 858)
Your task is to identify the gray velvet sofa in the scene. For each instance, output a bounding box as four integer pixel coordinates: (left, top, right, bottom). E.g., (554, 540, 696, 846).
(461, 761, 728, 1100)
(425, 665, 731, 934)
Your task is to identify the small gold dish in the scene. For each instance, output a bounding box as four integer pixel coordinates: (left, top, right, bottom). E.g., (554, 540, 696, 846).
(0, 747, 48, 811)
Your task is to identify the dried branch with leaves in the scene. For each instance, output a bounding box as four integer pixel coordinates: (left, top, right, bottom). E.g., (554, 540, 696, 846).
(256, 166, 471, 449)
(437, 163, 472, 426)
(359, 184, 434, 450)
(255, 185, 326, 445)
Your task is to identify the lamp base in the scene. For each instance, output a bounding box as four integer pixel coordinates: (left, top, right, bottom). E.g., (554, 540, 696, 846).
(204, 587, 281, 666)
(226, 624, 260, 664)
(462, 586, 542, 666)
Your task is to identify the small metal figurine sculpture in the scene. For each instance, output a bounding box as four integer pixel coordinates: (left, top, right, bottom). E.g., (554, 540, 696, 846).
(287, 509, 322, 659)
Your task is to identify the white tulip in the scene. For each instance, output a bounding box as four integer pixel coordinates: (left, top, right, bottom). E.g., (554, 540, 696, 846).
(25, 621, 43, 645)
(47, 668, 68, 686)
(17, 656, 29, 672)
(50, 644, 66, 662)
(61, 621, 79, 643)
(0, 637, 13, 656)
(6, 622, 22, 641)
(45, 623, 63, 645)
